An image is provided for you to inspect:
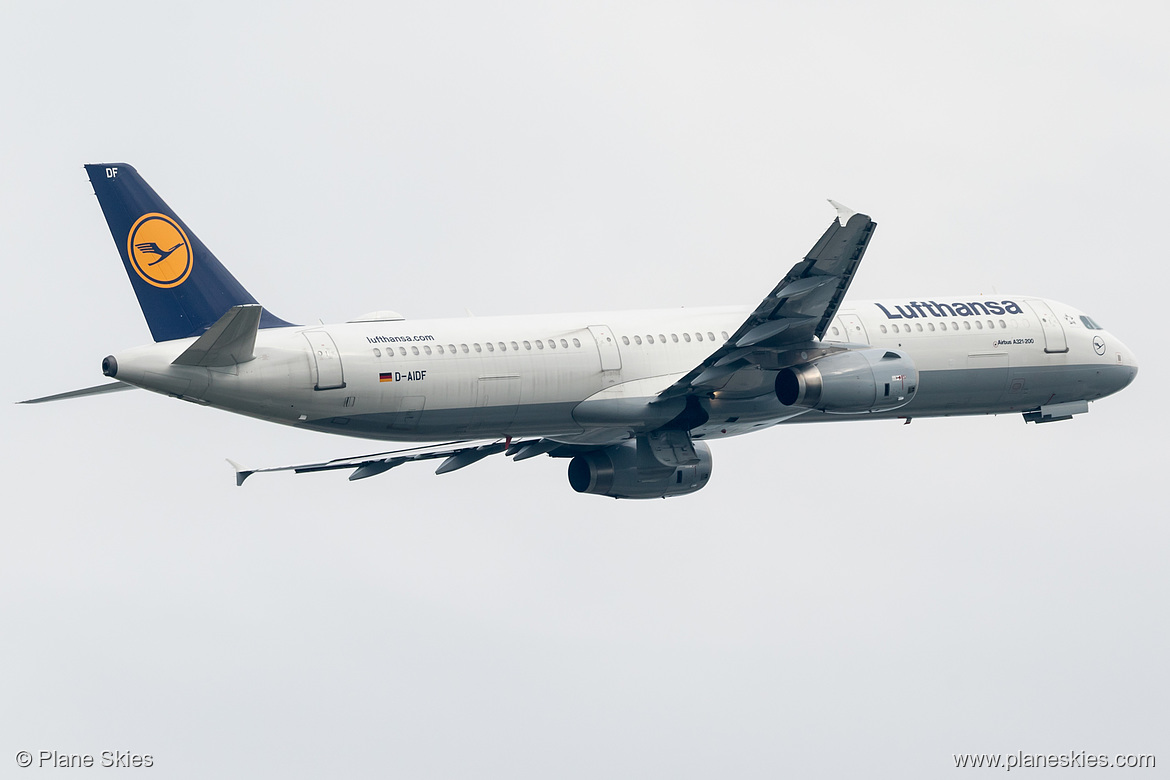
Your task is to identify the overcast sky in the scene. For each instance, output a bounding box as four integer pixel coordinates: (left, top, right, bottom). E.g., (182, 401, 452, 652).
(2, 1, 1166, 777)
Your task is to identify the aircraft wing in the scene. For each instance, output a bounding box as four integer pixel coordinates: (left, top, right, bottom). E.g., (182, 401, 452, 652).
(231, 437, 565, 485)
(658, 201, 876, 399)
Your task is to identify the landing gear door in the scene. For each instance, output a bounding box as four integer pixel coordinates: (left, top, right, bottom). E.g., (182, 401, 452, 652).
(1025, 300, 1069, 354)
(302, 330, 346, 390)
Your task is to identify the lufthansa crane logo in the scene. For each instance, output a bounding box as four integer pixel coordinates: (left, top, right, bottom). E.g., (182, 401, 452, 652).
(127, 213, 192, 288)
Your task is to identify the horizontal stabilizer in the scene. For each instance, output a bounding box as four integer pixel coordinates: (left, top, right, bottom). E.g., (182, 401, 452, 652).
(173, 304, 262, 367)
(19, 381, 135, 404)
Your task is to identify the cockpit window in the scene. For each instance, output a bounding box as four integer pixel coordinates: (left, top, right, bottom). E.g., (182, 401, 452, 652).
(1080, 315, 1104, 330)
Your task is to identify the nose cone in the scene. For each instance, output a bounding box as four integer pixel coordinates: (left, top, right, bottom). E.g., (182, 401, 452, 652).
(1109, 336, 1138, 394)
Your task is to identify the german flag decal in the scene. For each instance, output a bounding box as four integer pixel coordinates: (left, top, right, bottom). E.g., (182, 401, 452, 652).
(379, 372, 394, 382)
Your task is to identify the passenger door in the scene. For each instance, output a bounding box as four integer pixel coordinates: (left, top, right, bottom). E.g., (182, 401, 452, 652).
(302, 330, 346, 390)
(1025, 299, 1068, 354)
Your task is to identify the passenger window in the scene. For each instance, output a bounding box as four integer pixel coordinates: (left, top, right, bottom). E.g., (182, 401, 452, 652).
(560, 339, 568, 349)
(511, 341, 519, 351)
(892, 324, 899, 333)
(963, 322, 971, 330)
(927, 323, 935, 332)
(548, 339, 556, 349)
(411, 346, 420, 355)
(622, 336, 630, 345)
(721, 331, 729, 340)
(880, 325, 887, 334)
(436, 345, 444, 354)
(536, 340, 544, 350)
(572, 338, 581, 347)
(448, 344, 456, 354)
(399, 347, 407, 356)
(474, 343, 482, 352)
(460, 344, 469, 354)
(999, 320, 1006, 328)
(671, 334, 679, 343)
(373, 348, 381, 357)
(634, 335, 642, 345)
(915, 323, 923, 332)
(975, 321, 983, 330)
(708, 332, 716, 341)
(424, 345, 432, 354)
(695, 333, 703, 342)
(683, 333, 691, 343)
(498, 342, 506, 351)
(646, 335, 654, 344)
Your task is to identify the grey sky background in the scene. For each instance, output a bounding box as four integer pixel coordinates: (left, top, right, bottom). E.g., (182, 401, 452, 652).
(2, 1, 1166, 777)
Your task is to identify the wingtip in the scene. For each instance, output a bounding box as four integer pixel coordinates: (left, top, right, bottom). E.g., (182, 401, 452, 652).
(226, 458, 252, 487)
(827, 199, 858, 224)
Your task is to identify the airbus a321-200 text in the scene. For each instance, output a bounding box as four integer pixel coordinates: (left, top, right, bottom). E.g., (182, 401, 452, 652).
(21, 164, 1138, 498)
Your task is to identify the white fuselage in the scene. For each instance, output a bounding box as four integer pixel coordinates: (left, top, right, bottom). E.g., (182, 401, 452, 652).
(107, 295, 1138, 445)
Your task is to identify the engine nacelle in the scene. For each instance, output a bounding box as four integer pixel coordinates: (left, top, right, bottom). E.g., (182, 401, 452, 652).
(775, 348, 917, 413)
(567, 441, 713, 499)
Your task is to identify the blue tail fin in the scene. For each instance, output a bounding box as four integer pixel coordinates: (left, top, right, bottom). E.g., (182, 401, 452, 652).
(85, 163, 294, 342)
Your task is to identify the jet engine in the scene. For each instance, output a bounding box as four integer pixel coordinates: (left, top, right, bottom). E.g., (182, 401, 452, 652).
(567, 441, 713, 499)
(775, 348, 917, 413)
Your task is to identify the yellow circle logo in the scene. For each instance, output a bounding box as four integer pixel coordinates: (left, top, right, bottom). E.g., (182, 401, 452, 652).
(127, 213, 192, 288)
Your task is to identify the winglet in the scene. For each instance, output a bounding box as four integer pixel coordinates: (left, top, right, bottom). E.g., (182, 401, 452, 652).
(226, 458, 253, 487)
(828, 199, 858, 225)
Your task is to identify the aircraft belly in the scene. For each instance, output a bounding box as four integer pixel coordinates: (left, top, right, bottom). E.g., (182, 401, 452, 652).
(300, 401, 582, 441)
(893, 363, 1127, 416)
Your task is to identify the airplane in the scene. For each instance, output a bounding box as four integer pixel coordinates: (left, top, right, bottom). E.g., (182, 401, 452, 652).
(20, 163, 1138, 498)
